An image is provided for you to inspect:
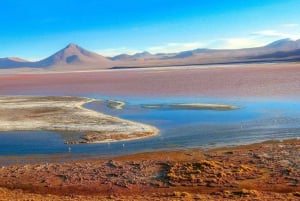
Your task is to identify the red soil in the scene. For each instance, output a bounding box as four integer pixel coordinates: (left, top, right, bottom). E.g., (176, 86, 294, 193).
(0, 140, 299, 200)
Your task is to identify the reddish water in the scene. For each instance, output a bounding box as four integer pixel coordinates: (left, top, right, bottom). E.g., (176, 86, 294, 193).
(0, 63, 300, 98)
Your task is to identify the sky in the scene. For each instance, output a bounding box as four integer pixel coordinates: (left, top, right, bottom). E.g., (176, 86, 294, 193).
(1, 0, 300, 60)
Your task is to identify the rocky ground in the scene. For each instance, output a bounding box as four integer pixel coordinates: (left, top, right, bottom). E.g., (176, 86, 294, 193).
(0, 140, 299, 200)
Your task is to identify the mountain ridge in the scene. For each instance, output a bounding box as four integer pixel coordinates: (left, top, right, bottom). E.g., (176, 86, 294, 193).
(1, 39, 300, 70)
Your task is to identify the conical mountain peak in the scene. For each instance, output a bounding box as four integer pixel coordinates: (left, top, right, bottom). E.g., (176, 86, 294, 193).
(62, 43, 85, 53)
(65, 43, 80, 49)
(67, 42, 78, 47)
(36, 43, 111, 67)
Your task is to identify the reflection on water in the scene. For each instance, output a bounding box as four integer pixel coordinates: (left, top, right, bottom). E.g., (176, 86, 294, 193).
(0, 96, 300, 164)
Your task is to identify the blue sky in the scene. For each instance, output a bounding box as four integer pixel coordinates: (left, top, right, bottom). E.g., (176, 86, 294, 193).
(1, 0, 300, 60)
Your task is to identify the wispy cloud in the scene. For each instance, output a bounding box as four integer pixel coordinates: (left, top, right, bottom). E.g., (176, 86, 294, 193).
(252, 30, 293, 38)
(97, 26, 300, 56)
(281, 23, 299, 28)
(208, 38, 264, 49)
(96, 38, 271, 56)
(252, 29, 300, 40)
(147, 42, 203, 53)
(97, 42, 204, 56)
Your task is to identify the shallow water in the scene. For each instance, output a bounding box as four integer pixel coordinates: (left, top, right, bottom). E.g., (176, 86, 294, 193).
(0, 96, 300, 164)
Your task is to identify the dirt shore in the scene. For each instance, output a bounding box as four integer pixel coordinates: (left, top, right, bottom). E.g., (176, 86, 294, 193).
(0, 140, 299, 200)
(0, 96, 158, 143)
(0, 63, 300, 98)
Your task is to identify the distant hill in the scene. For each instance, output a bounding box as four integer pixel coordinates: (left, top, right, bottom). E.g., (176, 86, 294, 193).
(264, 38, 300, 50)
(111, 51, 154, 61)
(1, 39, 300, 71)
(111, 38, 300, 68)
(0, 57, 31, 69)
(116, 38, 300, 68)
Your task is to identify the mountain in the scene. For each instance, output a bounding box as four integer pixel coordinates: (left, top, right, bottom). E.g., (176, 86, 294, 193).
(0, 57, 31, 69)
(110, 54, 132, 61)
(264, 38, 300, 50)
(0, 43, 112, 70)
(6, 57, 28, 62)
(36, 43, 111, 68)
(111, 39, 300, 68)
(171, 48, 213, 59)
(239, 39, 300, 61)
(1, 39, 300, 71)
(250, 49, 300, 60)
(111, 51, 153, 61)
(132, 51, 152, 59)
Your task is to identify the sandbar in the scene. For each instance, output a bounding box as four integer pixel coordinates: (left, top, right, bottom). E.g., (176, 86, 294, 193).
(0, 96, 158, 143)
(107, 100, 126, 110)
(143, 103, 239, 110)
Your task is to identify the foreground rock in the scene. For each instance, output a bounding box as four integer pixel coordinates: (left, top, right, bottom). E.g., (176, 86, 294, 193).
(0, 140, 299, 200)
(0, 96, 158, 143)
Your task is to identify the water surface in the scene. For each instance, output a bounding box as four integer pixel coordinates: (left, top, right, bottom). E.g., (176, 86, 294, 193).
(0, 96, 300, 164)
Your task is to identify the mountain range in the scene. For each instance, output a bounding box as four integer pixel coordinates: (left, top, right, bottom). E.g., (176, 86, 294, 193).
(1, 38, 300, 71)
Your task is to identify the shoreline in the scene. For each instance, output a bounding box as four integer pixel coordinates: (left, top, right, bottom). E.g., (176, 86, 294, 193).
(0, 96, 159, 144)
(0, 137, 298, 167)
(0, 62, 283, 75)
(0, 61, 297, 76)
(0, 139, 299, 200)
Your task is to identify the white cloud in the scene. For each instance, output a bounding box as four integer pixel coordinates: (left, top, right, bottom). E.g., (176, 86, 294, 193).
(147, 42, 203, 53)
(208, 38, 264, 49)
(96, 38, 276, 56)
(95, 42, 203, 56)
(252, 30, 289, 38)
(281, 23, 299, 28)
(96, 42, 204, 56)
(96, 27, 300, 56)
(252, 30, 300, 40)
